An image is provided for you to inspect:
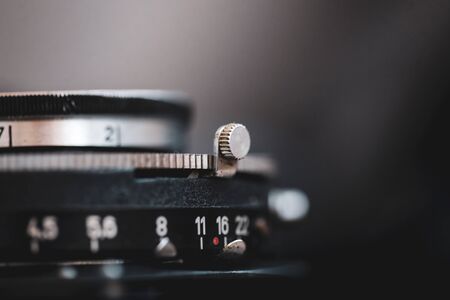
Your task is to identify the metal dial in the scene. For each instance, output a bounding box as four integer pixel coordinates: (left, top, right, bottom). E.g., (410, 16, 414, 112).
(218, 123, 251, 160)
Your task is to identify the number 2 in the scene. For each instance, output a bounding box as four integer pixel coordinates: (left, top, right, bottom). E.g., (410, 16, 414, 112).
(105, 126, 115, 142)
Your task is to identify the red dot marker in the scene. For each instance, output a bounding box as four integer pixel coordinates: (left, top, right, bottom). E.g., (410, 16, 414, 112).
(212, 236, 220, 246)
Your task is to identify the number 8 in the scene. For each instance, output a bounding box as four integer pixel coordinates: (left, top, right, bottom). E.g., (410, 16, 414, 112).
(156, 216, 168, 237)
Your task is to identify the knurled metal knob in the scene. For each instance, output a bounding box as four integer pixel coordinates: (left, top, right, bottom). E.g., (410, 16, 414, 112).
(218, 123, 251, 160)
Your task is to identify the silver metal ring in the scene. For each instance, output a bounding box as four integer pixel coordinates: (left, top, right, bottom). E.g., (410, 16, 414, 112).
(0, 117, 184, 150)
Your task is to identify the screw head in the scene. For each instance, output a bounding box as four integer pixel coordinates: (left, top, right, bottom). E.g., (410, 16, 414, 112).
(218, 123, 251, 160)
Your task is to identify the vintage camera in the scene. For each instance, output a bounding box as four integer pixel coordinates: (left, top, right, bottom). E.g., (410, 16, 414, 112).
(0, 90, 307, 298)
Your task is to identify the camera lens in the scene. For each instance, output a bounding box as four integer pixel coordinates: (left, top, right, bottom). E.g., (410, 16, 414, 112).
(0, 90, 301, 298)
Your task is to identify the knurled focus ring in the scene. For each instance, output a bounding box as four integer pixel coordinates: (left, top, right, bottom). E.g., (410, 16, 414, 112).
(0, 90, 191, 123)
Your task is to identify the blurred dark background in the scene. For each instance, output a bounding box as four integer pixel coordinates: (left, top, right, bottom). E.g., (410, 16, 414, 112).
(0, 0, 449, 283)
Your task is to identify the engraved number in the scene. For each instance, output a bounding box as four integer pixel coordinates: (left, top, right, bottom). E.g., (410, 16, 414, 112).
(235, 215, 250, 236)
(27, 216, 59, 241)
(0, 125, 12, 147)
(156, 216, 168, 237)
(27, 216, 59, 253)
(195, 216, 206, 235)
(86, 215, 118, 252)
(105, 126, 115, 143)
(216, 216, 229, 235)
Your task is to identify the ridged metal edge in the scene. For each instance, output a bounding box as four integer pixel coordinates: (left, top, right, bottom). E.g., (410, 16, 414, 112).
(0, 152, 275, 176)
